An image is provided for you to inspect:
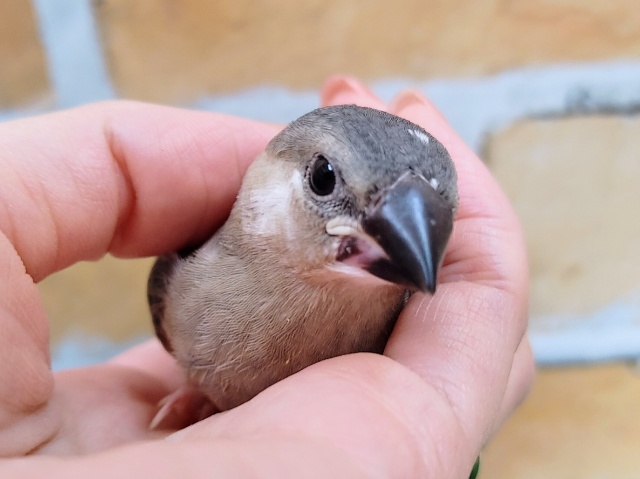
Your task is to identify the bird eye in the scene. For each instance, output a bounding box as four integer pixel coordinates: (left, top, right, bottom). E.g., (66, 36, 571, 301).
(309, 155, 336, 196)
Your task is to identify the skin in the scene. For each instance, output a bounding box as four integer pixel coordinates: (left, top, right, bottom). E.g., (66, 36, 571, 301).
(0, 77, 532, 478)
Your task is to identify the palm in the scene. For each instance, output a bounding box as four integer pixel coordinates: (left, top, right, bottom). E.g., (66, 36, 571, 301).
(43, 343, 434, 458)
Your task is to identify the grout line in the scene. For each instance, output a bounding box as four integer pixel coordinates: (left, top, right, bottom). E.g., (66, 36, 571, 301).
(31, 0, 115, 108)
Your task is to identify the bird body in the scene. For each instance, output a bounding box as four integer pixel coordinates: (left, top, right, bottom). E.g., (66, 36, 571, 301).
(148, 105, 458, 419)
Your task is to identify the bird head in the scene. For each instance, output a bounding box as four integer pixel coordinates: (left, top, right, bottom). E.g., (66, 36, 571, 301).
(238, 105, 458, 294)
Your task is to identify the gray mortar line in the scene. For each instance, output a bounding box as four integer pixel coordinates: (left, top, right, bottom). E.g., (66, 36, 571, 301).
(31, 0, 115, 108)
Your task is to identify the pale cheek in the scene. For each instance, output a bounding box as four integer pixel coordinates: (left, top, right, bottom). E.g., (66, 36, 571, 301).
(243, 170, 303, 242)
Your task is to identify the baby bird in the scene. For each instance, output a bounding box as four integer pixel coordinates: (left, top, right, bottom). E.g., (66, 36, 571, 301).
(148, 105, 458, 426)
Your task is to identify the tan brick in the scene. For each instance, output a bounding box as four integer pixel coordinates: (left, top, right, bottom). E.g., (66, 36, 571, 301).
(0, 0, 50, 107)
(95, 0, 640, 103)
(39, 256, 154, 342)
(483, 365, 640, 478)
(486, 116, 640, 317)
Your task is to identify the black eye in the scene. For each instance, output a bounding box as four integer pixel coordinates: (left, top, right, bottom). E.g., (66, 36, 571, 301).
(309, 155, 336, 196)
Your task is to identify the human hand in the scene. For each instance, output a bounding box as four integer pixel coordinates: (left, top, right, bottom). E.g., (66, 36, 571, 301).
(0, 77, 532, 478)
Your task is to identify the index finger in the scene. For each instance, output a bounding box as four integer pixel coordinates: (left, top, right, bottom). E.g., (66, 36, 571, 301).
(0, 101, 280, 282)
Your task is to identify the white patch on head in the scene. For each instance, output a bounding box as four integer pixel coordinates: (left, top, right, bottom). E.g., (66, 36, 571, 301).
(408, 129, 430, 145)
(244, 170, 302, 240)
(429, 177, 439, 190)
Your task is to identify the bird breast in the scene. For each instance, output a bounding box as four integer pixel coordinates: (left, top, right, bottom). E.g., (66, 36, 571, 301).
(163, 233, 405, 411)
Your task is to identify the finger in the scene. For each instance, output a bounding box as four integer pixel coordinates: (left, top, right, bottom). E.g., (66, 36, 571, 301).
(320, 76, 387, 110)
(0, 233, 56, 457)
(0, 101, 280, 282)
(385, 91, 529, 447)
(490, 335, 535, 437)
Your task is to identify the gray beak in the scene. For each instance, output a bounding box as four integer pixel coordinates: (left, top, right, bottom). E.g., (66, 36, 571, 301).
(361, 172, 454, 294)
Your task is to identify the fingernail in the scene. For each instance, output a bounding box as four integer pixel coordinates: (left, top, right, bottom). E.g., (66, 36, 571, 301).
(389, 90, 424, 111)
(390, 89, 446, 121)
(321, 75, 375, 106)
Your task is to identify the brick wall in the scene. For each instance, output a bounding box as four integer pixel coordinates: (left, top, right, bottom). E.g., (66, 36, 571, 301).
(92, 0, 640, 102)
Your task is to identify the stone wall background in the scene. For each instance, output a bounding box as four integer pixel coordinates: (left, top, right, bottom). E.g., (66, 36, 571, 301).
(1, 1, 639, 476)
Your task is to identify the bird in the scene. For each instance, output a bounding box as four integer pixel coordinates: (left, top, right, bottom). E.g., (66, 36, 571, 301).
(147, 105, 458, 427)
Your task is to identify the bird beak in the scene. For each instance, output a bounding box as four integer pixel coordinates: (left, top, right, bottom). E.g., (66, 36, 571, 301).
(360, 171, 454, 294)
